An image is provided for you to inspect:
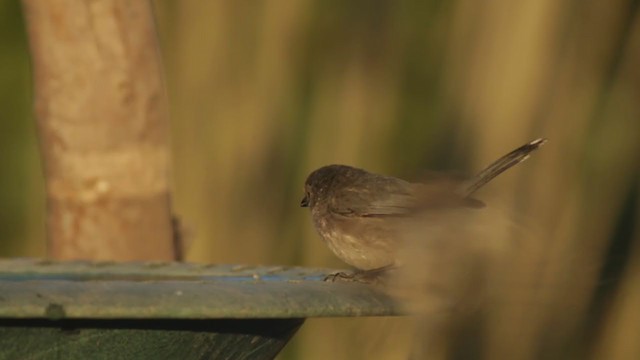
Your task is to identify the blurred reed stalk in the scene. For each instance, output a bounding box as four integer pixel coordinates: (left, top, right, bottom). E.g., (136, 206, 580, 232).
(153, 1, 640, 359)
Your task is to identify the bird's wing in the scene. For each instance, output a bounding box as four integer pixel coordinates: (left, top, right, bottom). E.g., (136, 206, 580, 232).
(330, 177, 486, 218)
(329, 178, 418, 217)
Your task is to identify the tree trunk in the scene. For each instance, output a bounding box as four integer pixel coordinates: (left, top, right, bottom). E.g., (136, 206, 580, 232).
(21, 0, 176, 261)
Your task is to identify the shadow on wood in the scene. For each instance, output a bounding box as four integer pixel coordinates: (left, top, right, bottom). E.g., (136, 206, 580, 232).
(0, 318, 303, 360)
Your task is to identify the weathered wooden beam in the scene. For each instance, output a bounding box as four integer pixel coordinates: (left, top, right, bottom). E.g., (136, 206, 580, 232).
(0, 259, 400, 359)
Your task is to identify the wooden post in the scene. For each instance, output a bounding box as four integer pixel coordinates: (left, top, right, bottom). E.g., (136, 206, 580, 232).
(21, 0, 175, 261)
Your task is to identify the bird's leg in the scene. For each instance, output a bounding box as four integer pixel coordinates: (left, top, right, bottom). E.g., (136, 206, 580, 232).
(324, 265, 397, 284)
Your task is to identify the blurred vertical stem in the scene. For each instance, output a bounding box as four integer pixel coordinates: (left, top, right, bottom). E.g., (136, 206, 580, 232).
(21, 0, 175, 261)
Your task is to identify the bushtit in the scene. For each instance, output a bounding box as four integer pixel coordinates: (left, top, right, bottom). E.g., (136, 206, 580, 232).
(300, 138, 546, 277)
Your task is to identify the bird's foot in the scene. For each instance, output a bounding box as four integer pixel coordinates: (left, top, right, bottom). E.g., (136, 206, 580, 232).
(323, 271, 357, 282)
(324, 266, 395, 285)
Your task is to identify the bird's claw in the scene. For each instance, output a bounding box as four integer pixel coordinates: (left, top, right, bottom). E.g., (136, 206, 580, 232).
(323, 271, 355, 282)
(323, 270, 387, 285)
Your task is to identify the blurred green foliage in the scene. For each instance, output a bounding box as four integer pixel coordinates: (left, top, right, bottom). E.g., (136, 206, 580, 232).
(0, 0, 44, 257)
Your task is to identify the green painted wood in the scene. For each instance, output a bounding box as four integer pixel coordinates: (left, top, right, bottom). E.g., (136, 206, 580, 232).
(0, 318, 303, 360)
(0, 259, 399, 319)
(0, 259, 401, 359)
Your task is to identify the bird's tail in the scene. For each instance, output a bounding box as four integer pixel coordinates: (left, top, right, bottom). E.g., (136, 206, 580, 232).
(460, 138, 547, 197)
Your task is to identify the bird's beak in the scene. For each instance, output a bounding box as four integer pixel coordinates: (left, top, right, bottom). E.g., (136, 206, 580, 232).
(300, 194, 309, 207)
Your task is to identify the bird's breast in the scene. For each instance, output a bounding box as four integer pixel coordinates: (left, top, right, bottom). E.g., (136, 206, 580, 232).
(311, 210, 397, 270)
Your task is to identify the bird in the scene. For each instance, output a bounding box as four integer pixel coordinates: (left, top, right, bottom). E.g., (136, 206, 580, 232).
(300, 138, 547, 279)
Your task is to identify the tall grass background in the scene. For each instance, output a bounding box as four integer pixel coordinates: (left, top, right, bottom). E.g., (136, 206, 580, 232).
(1, 1, 639, 358)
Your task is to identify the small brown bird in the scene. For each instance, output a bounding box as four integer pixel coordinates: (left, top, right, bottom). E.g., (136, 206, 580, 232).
(301, 138, 546, 275)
